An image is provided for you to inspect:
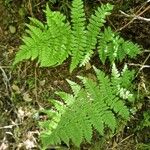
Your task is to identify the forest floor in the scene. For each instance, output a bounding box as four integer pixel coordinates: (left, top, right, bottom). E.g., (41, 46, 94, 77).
(0, 0, 150, 149)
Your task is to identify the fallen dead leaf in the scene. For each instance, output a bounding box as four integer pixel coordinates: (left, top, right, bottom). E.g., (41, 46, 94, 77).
(12, 84, 21, 94)
(23, 93, 32, 102)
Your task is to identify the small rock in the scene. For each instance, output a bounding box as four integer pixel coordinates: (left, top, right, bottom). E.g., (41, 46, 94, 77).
(9, 25, 16, 34)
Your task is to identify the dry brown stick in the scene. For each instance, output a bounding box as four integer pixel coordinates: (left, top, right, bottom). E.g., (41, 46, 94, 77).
(127, 63, 150, 68)
(120, 10, 150, 21)
(135, 53, 150, 78)
(0, 66, 12, 68)
(111, 134, 134, 150)
(117, 4, 150, 31)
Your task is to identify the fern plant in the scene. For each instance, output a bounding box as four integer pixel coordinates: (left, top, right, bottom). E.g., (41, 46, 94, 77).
(39, 64, 135, 149)
(13, 0, 141, 72)
(14, 0, 114, 72)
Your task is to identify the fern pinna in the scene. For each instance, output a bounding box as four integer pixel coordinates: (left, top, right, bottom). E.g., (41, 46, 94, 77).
(39, 65, 135, 149)
(98, 27, 141, 64)
(14, 5, 71, 67)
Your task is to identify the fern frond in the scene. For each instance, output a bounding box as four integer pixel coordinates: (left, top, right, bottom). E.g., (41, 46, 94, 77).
(80, 4, 113, 66)
(40, 65, 135, 148)
(70, 0, 86, 72)
(13, 5, 71, 67)
(14, 2, 115, 71)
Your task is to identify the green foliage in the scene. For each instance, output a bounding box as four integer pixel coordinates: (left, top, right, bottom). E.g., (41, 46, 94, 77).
(70, 0, 86, 72)
(98, 27, 141, 64)
(80, 4, 113, 66)
(136, 110, 150, 130)
(135, 110, 150, 150)
(13, 0, 114, 72)
(39, 65, 135, 149)
(136, 143, 150, 150)
(141, 110, 150, 128)
(13, 0, 141, 72)
(14, 5, 71, 67)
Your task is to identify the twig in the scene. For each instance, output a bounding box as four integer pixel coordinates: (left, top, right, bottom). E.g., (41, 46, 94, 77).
(142, 49, 150, 53)
(136, 53, 150, 77)
(28, 0, 34, 17)
(120, 10, 150, 21)
(0, 124, 21, 129)
(0, 65, 12, 68)
(34, 63, 41, 107)
(111, 134, 134, 149)
(0, 66, 11, 95)
(117, 3, 150, 31)
(127, 63, 150, 68)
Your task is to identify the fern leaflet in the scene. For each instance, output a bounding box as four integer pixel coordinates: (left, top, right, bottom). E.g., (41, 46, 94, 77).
(70, 0, 86, 72)
(80, 4, 113, 66)
(98, 27, 141, 64)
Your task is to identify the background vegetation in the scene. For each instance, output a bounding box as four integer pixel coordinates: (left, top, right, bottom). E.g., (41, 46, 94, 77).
(0, 0, 150, 149)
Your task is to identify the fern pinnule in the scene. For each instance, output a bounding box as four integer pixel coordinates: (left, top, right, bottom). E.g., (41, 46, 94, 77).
(28, 17, 45, 29)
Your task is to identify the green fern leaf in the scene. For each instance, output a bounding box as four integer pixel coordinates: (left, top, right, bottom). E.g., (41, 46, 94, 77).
(66, 79, 81, 97)
(70, 0, 86, 72)
(121, 41, 141, 58)
(121, 66, 135, 88)
(80, 4, 113, 66)
(13, 5, 71, 67)
(94, 66, 130, 119)
(40, 65, 135, 148)
(102, 111, 116, 132)
(98, 27, 141, 64)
